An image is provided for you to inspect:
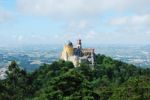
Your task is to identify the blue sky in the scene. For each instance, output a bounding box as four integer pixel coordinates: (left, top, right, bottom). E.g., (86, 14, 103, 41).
(0, 0, 150, 46)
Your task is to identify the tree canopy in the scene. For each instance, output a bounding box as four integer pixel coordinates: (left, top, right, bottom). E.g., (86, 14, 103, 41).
(0, 54, 150, 100)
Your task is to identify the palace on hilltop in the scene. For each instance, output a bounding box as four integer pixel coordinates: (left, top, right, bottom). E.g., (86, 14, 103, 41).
(60, 39, 95, 67)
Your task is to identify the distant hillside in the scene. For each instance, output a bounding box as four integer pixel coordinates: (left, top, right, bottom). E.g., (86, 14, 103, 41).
(0, 54, 150, 100)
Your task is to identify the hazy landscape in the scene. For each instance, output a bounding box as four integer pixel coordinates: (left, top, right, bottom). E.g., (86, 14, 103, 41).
(1, 45, 150, 70)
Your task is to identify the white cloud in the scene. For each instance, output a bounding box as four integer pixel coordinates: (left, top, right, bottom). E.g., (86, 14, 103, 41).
(81, 31, 150, 44)
(16, 0, 150, 17)
(0, 9, 12, 22)
(12, 35, 24, 43)
(0, 0, 149, 45)
(69, 20, 88, 29)
(107, 14, 150, 36)
(17, 35, 24, 41)
(68, 20, 90, 33)
(109, 15, 150, 27)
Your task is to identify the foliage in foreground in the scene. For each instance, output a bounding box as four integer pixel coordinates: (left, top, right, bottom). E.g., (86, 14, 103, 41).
(0, 54, 150, 100)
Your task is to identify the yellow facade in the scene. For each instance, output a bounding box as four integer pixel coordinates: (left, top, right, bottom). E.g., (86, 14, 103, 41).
(64, 45, 73, 56)
(61, 44, 74, 61)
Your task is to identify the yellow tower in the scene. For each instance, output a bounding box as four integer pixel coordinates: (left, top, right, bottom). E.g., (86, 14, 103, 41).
(64, 45, 73, 56)
(61, 41, 74, 61)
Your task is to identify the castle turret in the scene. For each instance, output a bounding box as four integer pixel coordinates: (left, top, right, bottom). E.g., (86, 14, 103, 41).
(77, 39, 82, 49)
(61, 41, 74, 61)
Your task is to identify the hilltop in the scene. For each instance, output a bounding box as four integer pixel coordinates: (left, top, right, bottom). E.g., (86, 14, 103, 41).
(0, 54, 150, 100)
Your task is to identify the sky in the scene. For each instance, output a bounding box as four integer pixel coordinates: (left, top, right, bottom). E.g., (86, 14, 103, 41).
(0, 0, 150, 46)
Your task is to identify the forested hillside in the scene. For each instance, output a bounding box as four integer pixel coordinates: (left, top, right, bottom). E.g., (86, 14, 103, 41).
(0, 54, 150, 100)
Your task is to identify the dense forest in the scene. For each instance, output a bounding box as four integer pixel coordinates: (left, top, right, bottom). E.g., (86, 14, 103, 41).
(0, 54, 150, 100)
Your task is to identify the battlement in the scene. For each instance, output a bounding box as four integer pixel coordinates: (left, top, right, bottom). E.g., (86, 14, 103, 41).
(82, 48, 94, 53)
